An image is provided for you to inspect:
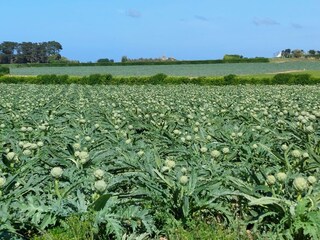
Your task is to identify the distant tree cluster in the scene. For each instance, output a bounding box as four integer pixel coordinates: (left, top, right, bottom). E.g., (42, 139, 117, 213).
(223, 54, 243, 60)
(0, 41, 62, 64)
(121, 55, 176, 63)
(97, 58, 114, 63)
(279, 49, 320, 59)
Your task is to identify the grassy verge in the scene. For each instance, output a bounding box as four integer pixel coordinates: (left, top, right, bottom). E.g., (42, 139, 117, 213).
(32, 215, 245, 240)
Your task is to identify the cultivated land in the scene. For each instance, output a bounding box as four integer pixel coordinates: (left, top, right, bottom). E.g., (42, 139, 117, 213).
(0, 84, 320, 239)
(9, 61, 320, 77)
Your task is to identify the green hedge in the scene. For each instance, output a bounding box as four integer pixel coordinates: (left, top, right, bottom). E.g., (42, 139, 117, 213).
(0, 66, 10, 74)
(81, 74, 113, 85)
(272, 73, 315, 85)
(0, 73, 319, 85)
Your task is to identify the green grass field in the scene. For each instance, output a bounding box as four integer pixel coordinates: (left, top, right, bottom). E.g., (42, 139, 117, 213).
(9, 61, 320, 76)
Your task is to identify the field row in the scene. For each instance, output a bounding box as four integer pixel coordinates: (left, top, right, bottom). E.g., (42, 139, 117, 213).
(0, 84, 319, 239)
(9, 61, 320, 76)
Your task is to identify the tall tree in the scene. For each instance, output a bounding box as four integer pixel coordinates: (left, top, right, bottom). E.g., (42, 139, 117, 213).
(20, 42, 34, 63)
(0, 41, 18, 55)
(0, 41, 18, 63)
(121, 56, 128, 63)
(281, 49, 291, 58)
(292, 49, 304, 58)
(0, 41, 63, 63)
(47, 41, 62, 56)
(308, 50, 316, 56)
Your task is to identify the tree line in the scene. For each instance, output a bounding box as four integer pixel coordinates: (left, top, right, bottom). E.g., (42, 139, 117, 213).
(0, 41, 62, 64)
(279, 49, 320, 59)
(1, 73, 318, 85)
(121, 55, 177, 63)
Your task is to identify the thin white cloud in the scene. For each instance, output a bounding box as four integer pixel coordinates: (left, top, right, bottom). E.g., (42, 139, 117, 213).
(253, 17, 280, 26)
(126, 9, 141, 18)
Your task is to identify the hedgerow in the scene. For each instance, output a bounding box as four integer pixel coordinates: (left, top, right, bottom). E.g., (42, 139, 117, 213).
(0, 73, 319, 85)
(0, 66, 10, 74)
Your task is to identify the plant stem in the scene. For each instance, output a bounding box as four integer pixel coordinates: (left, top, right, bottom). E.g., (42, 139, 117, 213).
(54, 179, 62, 199)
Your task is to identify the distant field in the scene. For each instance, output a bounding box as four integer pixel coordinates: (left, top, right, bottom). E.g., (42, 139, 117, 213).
(9, 61, 320, 76)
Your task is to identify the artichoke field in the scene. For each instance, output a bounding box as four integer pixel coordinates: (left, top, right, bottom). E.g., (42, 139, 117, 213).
(0, 84, 319, 239)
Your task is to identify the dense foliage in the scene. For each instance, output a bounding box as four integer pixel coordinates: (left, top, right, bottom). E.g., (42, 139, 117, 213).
(0, 84, 319, 239)
(279, 49, 320, 59)
(0, 66, 10, 75)
(223, 54, 244, 60)
(0, 41, 62, 64)
(120, 55, 177, 63)
(97, 58, 115, 63)
(0, 73, 319, 85)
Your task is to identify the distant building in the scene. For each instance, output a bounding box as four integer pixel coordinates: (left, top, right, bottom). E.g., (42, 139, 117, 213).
(275, 51, 283, 58)
(161, 56, 176, 61)
(161, 56, 168, 61)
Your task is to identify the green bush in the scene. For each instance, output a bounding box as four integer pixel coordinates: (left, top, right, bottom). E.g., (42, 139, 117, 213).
(223, 54, 243, 61)
(36, 74, 69, 84)
(163, 76, 191, 84)
(224, 74, 237, 85)
(261, 77, 272, 85)
(149, 73, 167, 84)
(0, 66, 10, 74)
(0, 75, 37, 84)
(86, 74, 112, 85)
(290, 74, 311, 85)
(272, 73, 314, 85)
(80, 74, 112, 85)
(272, 73, 293, 84)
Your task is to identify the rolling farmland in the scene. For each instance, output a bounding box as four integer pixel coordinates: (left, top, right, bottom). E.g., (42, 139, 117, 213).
(10, 61, 320, 76)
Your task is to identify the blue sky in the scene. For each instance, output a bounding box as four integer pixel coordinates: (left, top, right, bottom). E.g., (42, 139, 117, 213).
(2, 0, 319, 62)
